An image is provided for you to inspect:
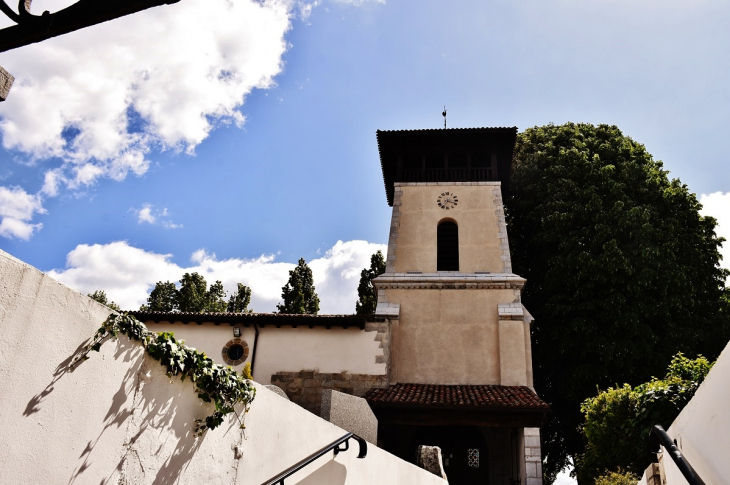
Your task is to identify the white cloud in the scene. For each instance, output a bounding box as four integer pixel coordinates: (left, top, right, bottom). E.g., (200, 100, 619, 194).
(0, 0, 386, 239)
(133, 203, 182, 229)
(1, 0, 290, 171)
(0, 185, 45, 239)
(0, 0, 292, 235)
(0, 216, 42, 240)
(331, 0, 384, 5)
(700, 191, 730, 269)
(161, 221, 183, 230)
(309, 240, 386, 312)
(136, 204, 156, 224)
(49, 241, 180, 309)
(298, 1, 320, 20)
(41, 169, 63, 197)
(49, 239, 387, 313)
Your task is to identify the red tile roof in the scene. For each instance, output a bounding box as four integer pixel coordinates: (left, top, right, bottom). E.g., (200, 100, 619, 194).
(364, 383, 549, 411)
(130, 311, 382, 329)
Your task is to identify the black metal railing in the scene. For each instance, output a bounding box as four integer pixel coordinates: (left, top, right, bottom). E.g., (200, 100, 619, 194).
(650, 425, 704, 485)
(261, 432, 367, 485)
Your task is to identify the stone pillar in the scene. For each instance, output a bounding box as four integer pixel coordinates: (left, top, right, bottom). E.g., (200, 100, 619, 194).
(0, 66, 13, 102)
(321, 390, 378, 445)
(523, 427, 542, 485)
(416, 445, 448, 480)
(498, 303, 528, 386)
(642, 462, 661, 485)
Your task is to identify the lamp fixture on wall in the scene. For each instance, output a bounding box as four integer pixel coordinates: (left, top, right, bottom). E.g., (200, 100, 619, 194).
(233, 327, 241, 338)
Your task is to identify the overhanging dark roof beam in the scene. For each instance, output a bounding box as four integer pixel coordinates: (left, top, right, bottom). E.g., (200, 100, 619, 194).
(0, 0, 181, 53)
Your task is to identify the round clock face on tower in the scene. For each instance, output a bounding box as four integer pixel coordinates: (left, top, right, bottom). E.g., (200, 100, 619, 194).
(437, 192, 459, 210)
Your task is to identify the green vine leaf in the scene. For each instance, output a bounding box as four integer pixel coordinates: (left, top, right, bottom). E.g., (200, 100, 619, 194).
(73, 313, 256, 435)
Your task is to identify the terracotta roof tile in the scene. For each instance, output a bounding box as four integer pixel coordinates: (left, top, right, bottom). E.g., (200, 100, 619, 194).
(364, 383, 549, 410)
(130, 311, 383, 329)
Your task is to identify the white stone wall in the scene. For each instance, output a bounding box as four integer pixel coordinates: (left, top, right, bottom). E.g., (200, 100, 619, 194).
(653, 342, 730, 485)
(144, 321, 387, 383)
(0, 249, 445, 485)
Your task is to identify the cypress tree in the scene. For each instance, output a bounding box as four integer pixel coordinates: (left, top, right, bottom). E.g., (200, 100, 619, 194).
(355, 250, 386, 314)
(276, 258, 320, 314)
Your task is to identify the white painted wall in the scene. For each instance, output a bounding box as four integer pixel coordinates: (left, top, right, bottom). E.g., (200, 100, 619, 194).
(145, 321, 257, 372)
(255, 326, 385, 381)
(144, 321, 387, 383)
(644, 341, 730, 485)
(0, 249, 444, 484)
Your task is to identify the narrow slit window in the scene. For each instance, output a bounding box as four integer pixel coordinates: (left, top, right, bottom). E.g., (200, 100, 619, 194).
(437, 221, 459, 271)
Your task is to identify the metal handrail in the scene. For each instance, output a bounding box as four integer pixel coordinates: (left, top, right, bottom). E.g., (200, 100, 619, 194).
(649, 425, 704, 485)
(261, 432, 367, 485)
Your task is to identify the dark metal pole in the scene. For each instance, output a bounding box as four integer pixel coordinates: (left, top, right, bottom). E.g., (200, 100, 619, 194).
(649, 425, 704, 485)
(0, 0, 181, 53)
(250, 323, 259, 378)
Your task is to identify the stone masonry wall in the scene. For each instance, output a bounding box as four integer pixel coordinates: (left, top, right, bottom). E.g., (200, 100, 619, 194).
(270, 370, 388, 415)
(365, 320, 391, 370)
(524, 427, 543, 485)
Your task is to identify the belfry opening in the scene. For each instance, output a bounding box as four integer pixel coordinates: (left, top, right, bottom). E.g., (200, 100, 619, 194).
(437, 219, 459, 271)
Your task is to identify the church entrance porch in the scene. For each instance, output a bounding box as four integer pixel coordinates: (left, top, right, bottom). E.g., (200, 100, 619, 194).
(379, 424, 526, 485)
(378, 424, 532, 485)
(364, 383, 549, 485)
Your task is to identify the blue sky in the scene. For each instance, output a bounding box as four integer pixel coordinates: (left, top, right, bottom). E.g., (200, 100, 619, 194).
(0, 0, 728, 318)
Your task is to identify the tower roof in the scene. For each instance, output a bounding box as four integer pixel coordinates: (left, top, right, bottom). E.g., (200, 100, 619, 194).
(376, 127, 518, 205)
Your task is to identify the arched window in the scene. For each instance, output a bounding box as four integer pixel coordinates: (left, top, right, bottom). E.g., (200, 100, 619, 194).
(437, 220, 459, 271)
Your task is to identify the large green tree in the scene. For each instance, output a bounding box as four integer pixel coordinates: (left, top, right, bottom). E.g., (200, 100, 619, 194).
(142, 281, 177, 312)
(176, 272, 211, 312)
(140, 272, 233, 313)
(506, 123, 729, 482)
(276, 258, 320, 314)
(355, 250, 386, 314)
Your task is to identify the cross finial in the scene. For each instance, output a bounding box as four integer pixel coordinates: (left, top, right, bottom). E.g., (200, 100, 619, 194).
(442, 106, 447, 129)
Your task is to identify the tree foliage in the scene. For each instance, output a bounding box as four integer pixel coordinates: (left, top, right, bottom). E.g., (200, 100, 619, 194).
(228, 283, 253, 313)
(506, 123, 729, 481)
(355, 250, 386, 314)
(88, 290, 121, 312)
(205, 280, 228, 313)
(276, 258, 320, 314)
(577, 354, 713, 483)
(593, 469, 639, 485)
(140, 272, 240, 313)
(143, 281, 177, 312)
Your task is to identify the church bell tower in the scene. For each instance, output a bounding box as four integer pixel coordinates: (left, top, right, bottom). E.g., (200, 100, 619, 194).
(365, 127, 548, 485)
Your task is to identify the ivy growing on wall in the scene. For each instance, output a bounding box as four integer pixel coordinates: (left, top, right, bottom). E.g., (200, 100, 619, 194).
(73, 313, 256, 435)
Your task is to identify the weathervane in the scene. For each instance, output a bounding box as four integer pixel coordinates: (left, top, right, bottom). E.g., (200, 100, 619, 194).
(442, 106, 447, 129)
(0, 0, 181, 101)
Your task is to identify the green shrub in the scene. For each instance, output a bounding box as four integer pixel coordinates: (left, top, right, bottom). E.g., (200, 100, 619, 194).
(594, 469, 639, 485)
(576, 353, 712, 483)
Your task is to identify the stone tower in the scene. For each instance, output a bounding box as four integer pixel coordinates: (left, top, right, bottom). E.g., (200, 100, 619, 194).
(365, 127, 547, 485)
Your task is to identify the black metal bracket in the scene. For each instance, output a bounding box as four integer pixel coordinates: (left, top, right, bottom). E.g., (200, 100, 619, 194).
(0, 0, 181, 53)
(333, 438, 349, 455)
